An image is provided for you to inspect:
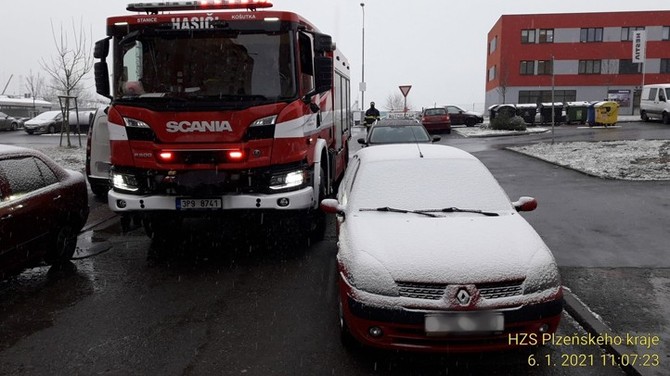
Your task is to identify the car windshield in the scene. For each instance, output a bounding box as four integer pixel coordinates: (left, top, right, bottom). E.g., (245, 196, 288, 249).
(349, 158, 513, 212)
(369, 125, 431, 143)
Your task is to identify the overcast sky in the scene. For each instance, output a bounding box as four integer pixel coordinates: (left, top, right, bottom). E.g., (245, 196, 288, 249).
(1, 1, 668, 112)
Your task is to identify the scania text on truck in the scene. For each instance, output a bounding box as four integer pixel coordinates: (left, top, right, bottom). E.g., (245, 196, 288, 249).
(93, 0, 352, 242)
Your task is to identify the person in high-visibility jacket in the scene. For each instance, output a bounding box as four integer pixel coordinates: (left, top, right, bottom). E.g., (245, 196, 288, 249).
(364, 101, 380, 132)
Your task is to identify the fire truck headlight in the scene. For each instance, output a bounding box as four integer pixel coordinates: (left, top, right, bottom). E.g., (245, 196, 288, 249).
(123, 117, 151, 128)
(111, 171, 140, 192)
(269, 170, 306, 191)
(251, 115, 277, 127)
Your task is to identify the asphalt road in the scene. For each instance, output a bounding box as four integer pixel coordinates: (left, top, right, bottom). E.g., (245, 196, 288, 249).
(1, 123, 667, 375)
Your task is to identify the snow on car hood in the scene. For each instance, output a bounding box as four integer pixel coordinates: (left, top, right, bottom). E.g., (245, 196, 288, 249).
(339, 211, 550, 285)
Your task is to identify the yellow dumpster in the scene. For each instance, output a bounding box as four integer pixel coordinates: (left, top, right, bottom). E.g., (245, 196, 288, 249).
(593, 101, 619, 127)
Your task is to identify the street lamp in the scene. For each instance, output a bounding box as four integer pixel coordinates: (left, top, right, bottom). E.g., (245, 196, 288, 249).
(360, 2, 365, 112)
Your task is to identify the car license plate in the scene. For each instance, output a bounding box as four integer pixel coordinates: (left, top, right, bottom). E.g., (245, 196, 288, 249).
(176, 198, 223, 210)
(425, 312, 504, 335)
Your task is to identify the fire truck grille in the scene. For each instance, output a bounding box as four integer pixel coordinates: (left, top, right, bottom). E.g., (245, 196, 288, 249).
(153, 169, 269, 195)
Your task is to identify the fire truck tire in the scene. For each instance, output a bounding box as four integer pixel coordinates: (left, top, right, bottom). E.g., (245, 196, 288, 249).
(309, 167, 327, 242)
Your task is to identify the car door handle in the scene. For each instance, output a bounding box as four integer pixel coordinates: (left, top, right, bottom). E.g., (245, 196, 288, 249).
(53, 194, 62, 201)
(0, 213, 12, 221)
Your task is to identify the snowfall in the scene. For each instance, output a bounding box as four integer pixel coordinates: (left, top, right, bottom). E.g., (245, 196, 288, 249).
(30, 128, 670, 181)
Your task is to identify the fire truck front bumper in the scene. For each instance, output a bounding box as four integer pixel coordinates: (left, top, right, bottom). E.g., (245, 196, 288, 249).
(108, 187, 315, 213)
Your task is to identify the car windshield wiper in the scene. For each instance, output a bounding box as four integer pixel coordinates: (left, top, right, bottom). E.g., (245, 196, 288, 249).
(420, 207, 500, 217)
(359, 207, 439, 218)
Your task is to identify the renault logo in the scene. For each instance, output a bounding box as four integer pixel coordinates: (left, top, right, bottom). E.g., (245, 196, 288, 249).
(456, 289, 471, 306)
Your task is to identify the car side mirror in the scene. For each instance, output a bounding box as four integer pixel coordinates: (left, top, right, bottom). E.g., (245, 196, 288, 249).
(432, 136, 441, 142)
(357, 138, 366, 145)
(320, 198, 344, 215)
(513, 196, 537, 212)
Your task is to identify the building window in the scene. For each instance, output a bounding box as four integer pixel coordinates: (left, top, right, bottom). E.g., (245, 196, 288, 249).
(518, 90, 576, 104)
(580, 28, 603, 42)
(579, 60, 601, 74)
(488, 65, 496, 81)
(520, 61, 535, 75)
(537, 60, 553, 75)
(621, 26, 645, 41)
(521, 29, 536, 44)
(663, 26, 670, 41)
(539, 29, 554, 43)
(661, 59, 670, 73)
(619, 59, 642, 74)
(489, 36, 497, 54)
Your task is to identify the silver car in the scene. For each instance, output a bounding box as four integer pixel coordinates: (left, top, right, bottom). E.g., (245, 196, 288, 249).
(0, 111, 20, 131)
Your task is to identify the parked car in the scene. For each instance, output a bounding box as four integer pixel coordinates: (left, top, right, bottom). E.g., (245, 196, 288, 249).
(320, 143, 563, 352)
(0, 111, 20, 131)
(0, 145, 89, 279)
(444, 104, 484, 127)
(420, 107, 451, 134)
(24, 110, 93, 135)
(86, 107, 111, 197)
(357, 119, 440, 147)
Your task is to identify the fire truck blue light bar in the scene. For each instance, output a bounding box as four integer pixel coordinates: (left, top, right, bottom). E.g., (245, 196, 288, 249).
(127, 0, 273, 12)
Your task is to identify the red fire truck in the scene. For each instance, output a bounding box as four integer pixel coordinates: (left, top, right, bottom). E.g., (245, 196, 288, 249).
(93, 0, 352, 242)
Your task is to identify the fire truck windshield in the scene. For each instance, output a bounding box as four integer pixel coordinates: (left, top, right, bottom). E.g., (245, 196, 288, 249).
(113, 30, 296, 107)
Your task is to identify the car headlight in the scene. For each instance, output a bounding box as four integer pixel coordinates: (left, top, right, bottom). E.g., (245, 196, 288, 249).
(344, 250, 399, 297)
(111, 171, 140, 192)
(523, 248, 561, 295)
(269, 169, 306, 191)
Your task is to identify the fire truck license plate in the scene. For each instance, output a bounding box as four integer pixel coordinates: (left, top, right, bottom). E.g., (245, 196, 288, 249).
(176, 198, 223, 210)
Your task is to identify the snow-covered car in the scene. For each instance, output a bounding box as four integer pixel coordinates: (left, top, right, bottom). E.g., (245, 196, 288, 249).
(357, 119, 440, 147)
(24, 110, 93, 135)
(320, 144, 563, 352)
(0, 145, 89, 279)
(444, 104, 484, 127)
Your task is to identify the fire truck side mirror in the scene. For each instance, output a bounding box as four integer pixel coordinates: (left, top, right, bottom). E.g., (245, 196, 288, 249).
(94, 62, 111, 99)
(314, 33, 334, 53)
(94, 38, 110, 59)
(314, 56, 333, 94)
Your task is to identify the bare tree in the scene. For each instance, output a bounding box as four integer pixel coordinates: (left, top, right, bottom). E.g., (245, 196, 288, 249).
(384, 92, 412, 112)
(40, 18, 93, 147)
(24, 71, 45, 118)
(496, 68, 509, 104)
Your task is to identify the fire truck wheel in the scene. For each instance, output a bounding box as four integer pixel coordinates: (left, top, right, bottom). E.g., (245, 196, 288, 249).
(309, 167, 327, 242)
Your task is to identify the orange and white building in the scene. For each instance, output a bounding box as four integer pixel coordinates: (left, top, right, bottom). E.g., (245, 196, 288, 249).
(485, 10, 670, 115)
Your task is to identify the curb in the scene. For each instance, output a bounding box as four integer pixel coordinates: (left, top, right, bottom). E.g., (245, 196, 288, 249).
(562, 288, 643, 376)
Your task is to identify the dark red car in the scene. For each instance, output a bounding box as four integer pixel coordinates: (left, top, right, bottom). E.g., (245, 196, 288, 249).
(421, 107, 452, 134)
(0, 145, 89, 279)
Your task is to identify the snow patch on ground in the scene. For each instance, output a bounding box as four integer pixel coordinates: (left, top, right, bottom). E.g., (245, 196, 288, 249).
(508, 140, 670, 181)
